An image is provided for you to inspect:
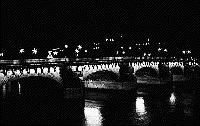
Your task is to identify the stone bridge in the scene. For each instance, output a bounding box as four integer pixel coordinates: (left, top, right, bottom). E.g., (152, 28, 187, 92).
(1, 58, 199, 85)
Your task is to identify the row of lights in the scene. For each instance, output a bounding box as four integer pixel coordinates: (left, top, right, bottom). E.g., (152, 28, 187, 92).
(182, 50, 191, 54)
(158, 48, 168, 52)
(19, 48, 38, 54)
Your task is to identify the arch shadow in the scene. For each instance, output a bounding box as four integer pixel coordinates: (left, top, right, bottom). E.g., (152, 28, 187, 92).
(170, 67, 183, 75)
(135, 67, 158, 77)
(84, 70, 119, 81)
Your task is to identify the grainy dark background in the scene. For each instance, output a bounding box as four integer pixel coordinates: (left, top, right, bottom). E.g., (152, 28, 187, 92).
(1, 0, 200, 55)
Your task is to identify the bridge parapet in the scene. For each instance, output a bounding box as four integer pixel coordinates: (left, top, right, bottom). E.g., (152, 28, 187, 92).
(1, 58, 199, 83)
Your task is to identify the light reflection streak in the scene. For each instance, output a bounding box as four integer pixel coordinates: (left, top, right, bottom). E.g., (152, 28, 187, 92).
(2, 84, 6, 98)
(136, 97, 147, 116)
(135, 97, 150, 125)
(84, 101, 103, 126)
(18, 82, 21, 94)
(169, 92, 176, 106)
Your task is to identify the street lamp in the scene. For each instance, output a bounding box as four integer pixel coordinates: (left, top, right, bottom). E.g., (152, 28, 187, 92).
(78, 45, 82, 50)
(53, 51, 58, 56)
(47, 51, 53, 59)
(19, 49, 25, 53)
(158, 48, 162, 52)
(75, 49, 79, 57)
(65, 45, 68, 48)
(32, 48, 37, 54)
(0, 53, 3, 57)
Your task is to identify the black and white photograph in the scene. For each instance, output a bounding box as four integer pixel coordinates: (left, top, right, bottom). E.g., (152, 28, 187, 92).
(1, 0, 200, 125)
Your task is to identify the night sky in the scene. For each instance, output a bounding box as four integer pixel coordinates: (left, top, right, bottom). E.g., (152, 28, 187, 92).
(1, 0, 200, 52)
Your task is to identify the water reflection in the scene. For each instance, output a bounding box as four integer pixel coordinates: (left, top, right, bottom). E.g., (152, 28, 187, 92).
(2, 84, 6, 98)
(169, 92, 176, 105)
(136, 97, 146, 116)
(1, 78, 200, 125)
(84, 101, 103, 126)
(169, 92, 176, 112)
(18, 82, 21, 94)
(135, 97, 150, 125)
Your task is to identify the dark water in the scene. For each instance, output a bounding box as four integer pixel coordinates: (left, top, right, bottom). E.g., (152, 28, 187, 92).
(1, 78, 200, 125)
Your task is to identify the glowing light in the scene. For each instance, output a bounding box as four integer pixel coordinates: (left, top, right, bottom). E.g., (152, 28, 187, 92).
(77, 45, 82, 50)
(169, 92, 176, 105)
(50, 67, 54, 73)
(47, 51, 53, 59)
(30, 69, 35, 74)
(32, 48, 37, 54)
(65, 45, 68, 48)
(84, 102, 103, 126)
(37, 68, 42, 74)
(144, 53, 146, 56)
(53, 51, 58, 55)
(85, 50, 88, 53)
(3, 84, 6, 97)
(106, 39, 108, 41)
(122, 51, 125, 54)
(129, 47, 132, 50)
(43, 67, 48, 74)
(164, 49, 167, 52)
(182, 51, 186, 54)
(148, 38, 149, 41)
(121, 47, 123, 49)
(0, 53, 3, 56)
(18, 82, 21, 94)
(15, 70, 21, 75)
(116, 51, 119, 55)
(136, 97, 146, 116)
(112, 38, 114, 41)
(7, 70, 13, 76)
(19, 49, 25, 53)
(22, 69, 28, 75)
(47, 55, 53, 59)
(145, 43, 148, 45)
(158, 48, 162, 52)
(75, 49, 79, 53)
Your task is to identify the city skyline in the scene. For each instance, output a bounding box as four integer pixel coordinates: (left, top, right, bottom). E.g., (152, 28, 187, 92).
(1, 0, 200, 53)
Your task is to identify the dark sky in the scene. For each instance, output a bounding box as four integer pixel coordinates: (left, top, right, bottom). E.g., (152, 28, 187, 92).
(1, 0, 200, 51)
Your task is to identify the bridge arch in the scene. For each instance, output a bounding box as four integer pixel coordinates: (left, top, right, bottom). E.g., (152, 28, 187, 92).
(170, 66, 184, 75)
(0, 73, 62, 86)
(84, 70, 119, 81)
(135, 67, 158, 77)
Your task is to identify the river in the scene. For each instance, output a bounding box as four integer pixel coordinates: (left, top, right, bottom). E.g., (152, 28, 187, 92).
(1, 78, 200, 125)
